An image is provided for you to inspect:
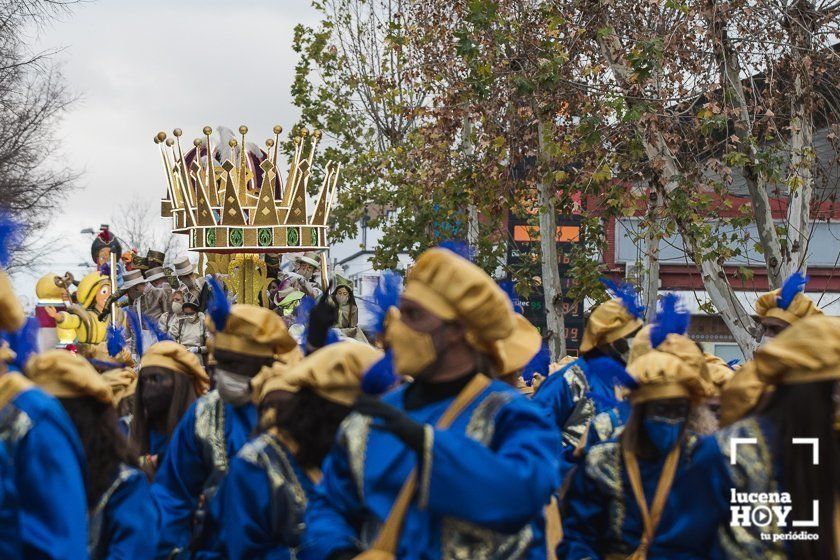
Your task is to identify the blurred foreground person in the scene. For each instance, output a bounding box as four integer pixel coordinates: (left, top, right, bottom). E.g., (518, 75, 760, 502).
(712, 315, 840, 559)
(28, 349, 159, 560)
(303, 247, 560, 560)
(130, 341, 209, 471)
(217, 341, 382, 559)
(152, 295, 302, 558)
(559, 304, 725, 559)
(0, 268, 88, 558)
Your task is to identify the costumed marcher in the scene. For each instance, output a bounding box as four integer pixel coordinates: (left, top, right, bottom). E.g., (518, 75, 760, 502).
(532, 279, 644, 477)
(173, 256, 206, 307)
(151, 281, 303, 558)
(170, 293, 207, 366)
(215, 341, 383, 559)
(710, 314, 840, 558)
(558, 299, 726, 559)
(145, 265, 174, 304)
(122, 269, 169, 323)
(102, 367, 138, 423)
(719, 271, 822, 426)
(158, 289, 186, 335)
(703, 354, 735, 419)
(303, 247, 561, 560)
(277, 252, 323, 300)
(130, 341, 209, 472)
(28, 350, 160, 560)
(44, 270, 130, 363)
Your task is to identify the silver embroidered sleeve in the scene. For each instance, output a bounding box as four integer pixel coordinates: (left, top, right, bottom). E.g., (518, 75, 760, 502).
(418, 424, 434, 511)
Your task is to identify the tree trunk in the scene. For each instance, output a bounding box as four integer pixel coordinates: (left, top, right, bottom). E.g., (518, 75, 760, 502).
(537, 120, 566, 359)
(641, 193, 661, 323)
(462, 113, 480, 247)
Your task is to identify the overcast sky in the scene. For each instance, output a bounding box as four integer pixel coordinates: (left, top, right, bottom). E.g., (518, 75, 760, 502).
(12, 0, 319, 304)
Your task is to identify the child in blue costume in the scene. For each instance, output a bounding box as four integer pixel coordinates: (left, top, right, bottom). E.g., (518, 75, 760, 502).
(27, 349, 159, 560)
(711, 315, 840, 559)
(152, 302, 303, 558)
(303, 247, 561, 560)
(129, 341, 209, 472)
(559, 301, 730, 560)
(215, 341, 383, 559)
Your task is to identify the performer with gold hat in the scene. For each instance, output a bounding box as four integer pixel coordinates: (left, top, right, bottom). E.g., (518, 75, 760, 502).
(720, 271, 822, 426)
(303, 247, 561, 560)
(532, 279, 644, 472)
(152, 279, 303, 558)
(214, 341, 382, 559)
(129, 341, 209, 471)
(710, 314, 840, 558)
(27, 350, 159, 560)
(0, 262, 88, 557)
(559, 298, 725, 559)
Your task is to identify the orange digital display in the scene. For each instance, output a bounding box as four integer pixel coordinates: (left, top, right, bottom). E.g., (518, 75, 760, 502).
(512, 225, 580, 243)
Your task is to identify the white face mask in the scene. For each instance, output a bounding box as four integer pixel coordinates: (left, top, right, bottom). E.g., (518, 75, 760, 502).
(335, 294, 349, 306)
(171, 302, 183, 315)
(215, 368, 252, 406)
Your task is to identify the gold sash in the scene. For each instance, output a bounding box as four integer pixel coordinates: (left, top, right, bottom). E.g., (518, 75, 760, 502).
(354, 374, 491, 560)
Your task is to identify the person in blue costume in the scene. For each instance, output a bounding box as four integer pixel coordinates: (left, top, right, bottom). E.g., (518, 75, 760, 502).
(216, 341, 383, 560)
(28, 349, 159, 560)
(101, 367, 138, 435)
(559, 300, 729, 560)
(532, 279, 644, 479)
(152, 296, 303, 558)
(129, 341, 209, 471)
(303, 247, 561, 560)
(711, 314, 840, 559)
(0, 268, 89, 559)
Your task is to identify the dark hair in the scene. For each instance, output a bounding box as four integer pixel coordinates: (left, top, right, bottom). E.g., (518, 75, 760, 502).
(58, 396, 139, 508)
(214, 349, 275, 378)
(261, 388, 352, 470)
(763, 381, 839, 560)
(130, 367, 198, 455)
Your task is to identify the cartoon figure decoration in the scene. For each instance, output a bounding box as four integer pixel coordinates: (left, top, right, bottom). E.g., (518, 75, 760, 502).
(34, 273, 77, 349)
(90, 225, 122, 273)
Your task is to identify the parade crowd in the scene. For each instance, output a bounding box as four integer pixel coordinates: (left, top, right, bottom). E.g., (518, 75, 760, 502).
(0, 229, 838, 559)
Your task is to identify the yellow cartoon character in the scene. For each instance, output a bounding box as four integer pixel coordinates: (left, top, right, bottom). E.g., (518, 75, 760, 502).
(35, 273, 76, 347)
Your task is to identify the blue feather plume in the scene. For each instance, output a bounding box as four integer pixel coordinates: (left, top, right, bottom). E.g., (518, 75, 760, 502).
(726, 359, 740, 369)
(294, 295, 316, 328)
(4, 317, 39, 371)
(365, 270, 402, 336)
(650, 293, 690, 348)
(585, 355, 638, 410)
(125, 308, 144, 357)
(0, 210, 23, 268)
(600, 277, 645, 319)
(361, 348, 398, 395)
(498, 279, 523, 314)
(522, 344, 550, 386)
(142, 315, 172, 342)
(206, 275, 231, 331)
(777, 271, 808, 311)
(106, 324, 127, 357)
(439, 240, 474, 262)
(325, 328, 342, 346)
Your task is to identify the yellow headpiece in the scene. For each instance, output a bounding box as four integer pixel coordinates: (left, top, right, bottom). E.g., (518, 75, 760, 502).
(141, 341, 210, 395)
(35, 273, 67, 303)
(704, 353, 735, 394)
(255, 341, 382, 406)
(101, 368, 138, 404)
(27, 349, 115, 406)
(754, 315, 840, 385)
(627, 324, 654, 366)
(76, 272, 109, 309)
(580, 299, 644, 354)
(719, 360, 766, 427)
(0, 271, 24, 333)
(401, 248, 514, 361)
(497, 314, 542, 376)
(211, 304, 298, 358)
(626, 333, 713, 404)
(754, 290, 821, 326)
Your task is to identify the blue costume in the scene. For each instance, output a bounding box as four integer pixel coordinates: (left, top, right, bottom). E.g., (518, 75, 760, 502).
(303, 378, 561, 560)
(151, 390, 257, 557)
(559, 433, 729, 559)
(214, 433, 315, 559)
(0, 443, 21, 559)
(88, 464, 160, 560)
(0, 376, 88, 559)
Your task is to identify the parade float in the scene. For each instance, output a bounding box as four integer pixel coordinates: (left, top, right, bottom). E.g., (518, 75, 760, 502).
(154, 125, 339, 306)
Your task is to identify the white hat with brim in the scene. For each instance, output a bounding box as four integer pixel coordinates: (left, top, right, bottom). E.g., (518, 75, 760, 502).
(121, 270, 148, 290)
(296, 252, 321, 269)
(144, 267, 166, 283)
(173, 257, 194, 276)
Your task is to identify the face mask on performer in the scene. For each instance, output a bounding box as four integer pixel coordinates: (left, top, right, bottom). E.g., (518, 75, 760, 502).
(642, 399, 689, 455)
(385, 302, 463, 380)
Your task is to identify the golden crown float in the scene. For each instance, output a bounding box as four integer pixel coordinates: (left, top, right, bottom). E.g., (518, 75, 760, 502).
(155, 125, 339, 305)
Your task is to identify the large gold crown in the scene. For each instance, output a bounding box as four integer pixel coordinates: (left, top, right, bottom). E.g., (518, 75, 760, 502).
(155, 125, 339, 253)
